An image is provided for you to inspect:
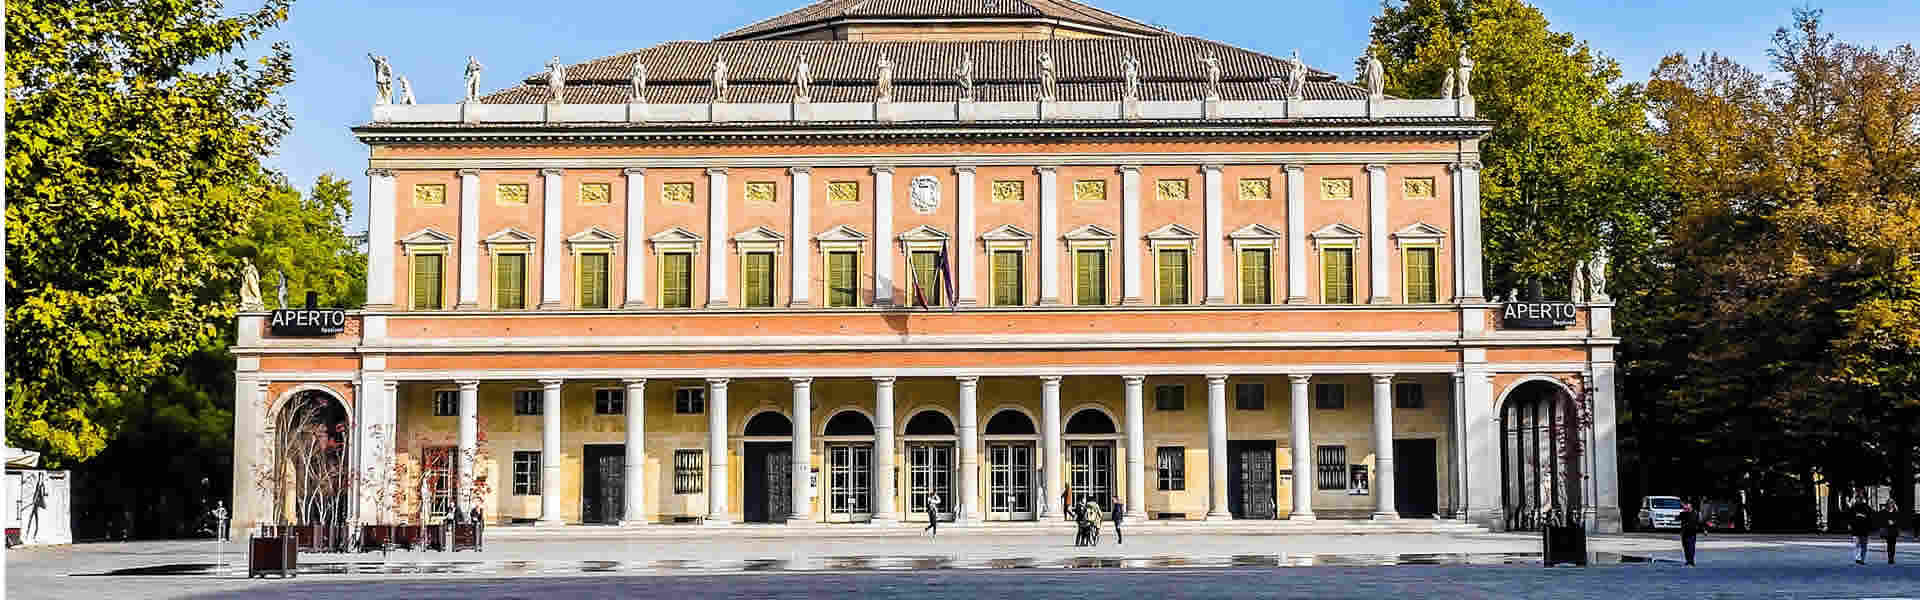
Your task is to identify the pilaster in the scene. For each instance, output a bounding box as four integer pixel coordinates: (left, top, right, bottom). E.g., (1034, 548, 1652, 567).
(872, 166, 895, 306)
(365, 169, 397, 308)
(538, 168, 565, 309)
(1119, 166, 1145, 305)
(623, 168, 648, 308)
(456, 170, 481, 309)
(1037, 167, 1060, 305)
(1284, 165, 1308, 303)
(1365, 164, 1390, 304)
(1202, 165, 1226, 304)
(706, 167, 730, 308)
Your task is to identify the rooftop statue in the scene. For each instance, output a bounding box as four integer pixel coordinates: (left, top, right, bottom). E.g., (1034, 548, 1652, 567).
(713, 57, 730, 103)
(1441, 69, 1455, 100)
(463, 56, 484, 103)
(368, 53, 393, 104)
(546, 56, 567, 103)
(1123, 53, 1140, 101)
(876, 53, 894, 102)
(794, 55, 811, 102)
(1366, 55, 1384, 98)
(1201, 51, 1221, 100)
(1287, 50, 1306, 100)
(1457, 47, 1475, 97)
(239, 260, 263, 311)
(630, 61, 648, 103)
(956, 51, 975, 100)
(396, 75, 416, 105)
(1037, 52, 1058, 101)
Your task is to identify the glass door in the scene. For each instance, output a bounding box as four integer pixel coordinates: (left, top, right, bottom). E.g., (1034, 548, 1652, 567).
(986, 442, 1035, 520)
(1067, 441, 1114, 513)
(826, 443, 873, 523)
(907, 443, 954, 520)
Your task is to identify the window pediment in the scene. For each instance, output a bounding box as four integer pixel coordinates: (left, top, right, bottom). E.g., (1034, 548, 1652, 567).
(1228, 223, 1284, 240)
(734, 225, 786, 254)
(1392, 222, 1447, 244)
(981, 224, 1034, 242)
(566, 226, 622, 245)
(1310, 223, 1364, 243)
(649, 226, 705, 253)
(1145, 223, 1199, 241)
(897, 224, 951, 242)
(1063, 224, 1117, 241)
(401, 227, 455, 254)
(815, 224, 869, 243)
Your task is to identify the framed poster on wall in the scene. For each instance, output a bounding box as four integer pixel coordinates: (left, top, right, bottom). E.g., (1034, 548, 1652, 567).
(1348, 464, 1370, 495)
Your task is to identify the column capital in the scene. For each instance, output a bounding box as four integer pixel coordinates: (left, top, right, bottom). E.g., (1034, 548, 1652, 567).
(1284, 164, 1306, 174)
(621, 378, 648, 387)
(705, 377, 731, 388)
(540, 168, 565, 177)
(1034, 166, 1056, 175)
(1288, 373, 1314, 384)
(624, 167, 648, 176)
(1037, 375, 1062, 385)
(1371, 373, 1397, 384)
(952, 166, 976, 174)
(706, 167, 729, 175)
(1121, 375, 1146, 385)
(366, 168, 395, 178)
(455, 379, 480, 391)
(788, 166, 812, 175)
(1450, 160, 1484, 172)
(1205, 374, 1229, 385)
(954, 375, 979, 386)
(539, 378, 564, 390)
(1117, 165, 1141, 174)
(1452, 371, 1467, 383)
(1364, 163, 1388, 173)
(1201, 164, 1224, 173)
(870, 166, 894, 175)
(788, 376, 813, 385)
(457, 169, 481, 177)
(871, 376, 896, 385)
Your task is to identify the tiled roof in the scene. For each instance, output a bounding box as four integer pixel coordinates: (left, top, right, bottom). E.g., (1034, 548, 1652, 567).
(482, 37, 1356, 104)
(716, 0, 1167, 40)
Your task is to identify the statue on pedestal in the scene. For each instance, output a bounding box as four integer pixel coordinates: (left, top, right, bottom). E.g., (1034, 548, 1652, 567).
(396, 75, 416, 105)
(1038, 52, 1058, 101)
(712, 57, 730, 103)
(1366, 55, 1384, 98)
(956, 51, 975, 100)
(1123, 53, 1140, 101)
(1457, 46, 1475, 97)
(545, 56, 567, 103)
(876, 53, 894, 102)
(1287, 50, 1306, 100)
(1201, 51, 1222, 100)
(275, 271, 289, 309)
(239, 260, 263, 311)
(463, 56, 484, 103)
(794, 55, 811, 102)
(368, 53, 393, 104)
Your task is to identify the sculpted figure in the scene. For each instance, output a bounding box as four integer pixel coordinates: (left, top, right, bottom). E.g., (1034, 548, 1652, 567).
(463, 56, 484, 103)
(1366, 55, 1384, 97)
(956, 51, 975, 99)
(1287, 50, 1307, 99)
(1038, 52, 1058, 101)
(794, 55, 811, 101)
(1201, 51, 1222, 100)
(368, 53, 393, 104)
(1457, 46, 1475, 97)
(1441, 69, 1455, 100)
(240, 260, 263, 310)
(876, 53, 894, 102)
(546, 56, 566, 103)
(630, 61, 648, 103)
(396, 75, 416, 105)
(713, 57, 730, 103)
(1123, 52, 1140, 100)
(275, 271, 289, 309)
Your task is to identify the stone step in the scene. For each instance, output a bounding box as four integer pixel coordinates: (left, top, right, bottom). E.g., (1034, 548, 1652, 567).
(488, 519, 1492, 539)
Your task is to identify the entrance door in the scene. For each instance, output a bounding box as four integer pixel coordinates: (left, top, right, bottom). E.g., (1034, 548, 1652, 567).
(826, 443, 873, 522)
(907, 442, 955, 520)
(1394, 438, 1439, 518)
(986, 442, 1034, 521)
(582, 444, 624, 525)
(744, 443, 793, 523)
(1228, 440, 1278, 519)
(1066, 441, 1114, 514)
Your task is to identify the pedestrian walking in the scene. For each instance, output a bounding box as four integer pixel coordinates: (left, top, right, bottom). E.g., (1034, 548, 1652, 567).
(1110, 498, 1125, 545)
(1071, 501, 1089, 547)
(924, 494, 943, 538)
(1882, 501, 1902, 565)
(1849, 501, 1874, 565)
(1677, 503, 1702, 566)
(1081, 498, 1104, 547)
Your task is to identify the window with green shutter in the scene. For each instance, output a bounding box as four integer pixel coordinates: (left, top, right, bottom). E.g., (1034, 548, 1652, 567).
(1240, 248, 1271, 304)
(827, 251, 858, 307)
(1323, 247, 1354, 304)
(1405, 247, 1436, 303)
(1157, 249, 1189, 305)
(744, 251, 775, 307)
(1075, 249, 1106, 305)
(661, 252, 693, 308)
(909, 250, 942, 306)
(412, 253, 444, 310)
(991, 250, 1024, 306)
(494, 253, 526, 309)
(578, 252, 609, 309)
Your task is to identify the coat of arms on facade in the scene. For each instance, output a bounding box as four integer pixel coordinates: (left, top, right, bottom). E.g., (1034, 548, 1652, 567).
(909, 175, 941, 215)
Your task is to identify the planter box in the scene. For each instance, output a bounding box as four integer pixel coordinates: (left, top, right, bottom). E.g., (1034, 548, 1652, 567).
(248, 535, 297, 578)
(1542, 525, 1589, 566)
(360, 525, 395, 551)
(391, 526, 423, 550)
(424, 524, 446, 551)
(451, 522, 483, 552)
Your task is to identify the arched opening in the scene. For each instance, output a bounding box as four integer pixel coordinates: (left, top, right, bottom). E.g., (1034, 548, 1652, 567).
(984, 410, 1037, 435)
(271, 388, 352, 549)
(821, 410, 877, 522)
(1500, 379, 1586, 532)
(981, 409, 1037, 521)
(741, 411, 794, 523)
(1063, 408, 1118, 512)
(743, 411, 793, 436)
(1064, 408, 1117, 435)
(823, 411, 876, 436)
(904, 411, 956, 436)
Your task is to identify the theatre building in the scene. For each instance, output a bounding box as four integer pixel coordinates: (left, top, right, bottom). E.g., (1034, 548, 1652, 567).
(231, 0, 1624, 536)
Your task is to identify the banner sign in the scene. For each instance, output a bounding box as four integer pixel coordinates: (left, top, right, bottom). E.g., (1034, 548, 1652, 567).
(269, 308, 347, 336)
(1501, 302, 1577, 329)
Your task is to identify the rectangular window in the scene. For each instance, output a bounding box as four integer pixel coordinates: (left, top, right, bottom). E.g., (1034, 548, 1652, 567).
(595, 388, 626, 415)
(1156, 447, 1186, 491)
(512, 451, 541, 496)
(1405, 247, 1437, 304)
(675, 387, 706, 415)
(1316, 446, 1348, 490)
(661, 252, 693, 308)
(1240, 248, 1271, 304)
(827, 251, 858, 308)
(992, 250, 1024, 306)
(1157, 249, 1189, 305)
(412, 253, 444, 310)
(1154, 384, 1185, 411)
(1235, 383, 1266, 410)
(744, 251, 775, 308)
(1075, 249, 1106, 305)
(578, 252, 610, 309)
(494, 253, 527, 309)
(1395, 383, 1425, 409)
(910, 250, 942, 306)
(674, 450, 704, 494)
(514, 390, 542, 415)
(1322, 247, 1354, 304)
(433, 390, 458, 417)
(1314, 383, 1346, 410)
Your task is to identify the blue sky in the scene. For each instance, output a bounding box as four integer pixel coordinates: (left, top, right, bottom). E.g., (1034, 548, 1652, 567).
(259, 0, 1917, 233)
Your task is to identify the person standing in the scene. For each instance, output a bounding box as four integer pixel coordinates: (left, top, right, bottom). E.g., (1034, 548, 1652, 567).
(1850, 501, 1874, 565)
(1071, 500, 1089, 547)
(924, 494, 943, 538)
(1677, 503, 1702, 566)
(1081, 498, 1104, 547)
(1110, 498, 1126, 545)
(1882, 501, 1903, 565)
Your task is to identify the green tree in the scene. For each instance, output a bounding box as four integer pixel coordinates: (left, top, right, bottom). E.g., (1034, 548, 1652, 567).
(5, 0, 294, 463)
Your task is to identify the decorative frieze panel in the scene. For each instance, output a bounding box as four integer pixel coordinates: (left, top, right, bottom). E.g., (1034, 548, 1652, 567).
(496, 183, 529, 206)
(413, 183, 447, 207)
(1403, 177, 1436, 199)
(1073, 179, 1108, 203)
(828, 181, 860, 205)
(1238, 178, 1272, 201)
(991, 180, 1025, 204)
(1156, 178, 1189, 202)
(744, 181, 777, 205)
(1321, 177, 1353, 201)
(662, 182, 695, 205)
(579, 182, 612, 205)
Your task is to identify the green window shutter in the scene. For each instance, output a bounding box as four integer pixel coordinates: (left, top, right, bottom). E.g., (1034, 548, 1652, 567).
(662, 252, 692, 308)
(1075, 249, 1105, 305)
(1240, 249, 1270, 304)
(1406, 247, 1436, 303)
(495, 254, 525, 309)
(745, 252, 774, 307)
(1157, 250, 1188, 305)
(580, 253, 609, 308)
(828, 251, 857, 307)
(910, 250, 940, 305)
(1324, 248, 1353, 304)
(993, 251, 1023, 306)
(413, 254, 443, 310)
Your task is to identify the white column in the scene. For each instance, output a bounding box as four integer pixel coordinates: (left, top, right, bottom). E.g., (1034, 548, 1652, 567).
(706, 378, 731, 524)
(872, 166, 895, 306)
(1039, 375, 1063, 519)
(1202, 165, 1226, 304)
(789, 377, 813, 522)
(1465, 371, 1499, 527)
(706, 168, 730, 308)
(789, 168, 812, 307)
(1037, 167, 1061, 305)
(233, 375, 263, 530)
(366, 169, 397, 308)
(1456, 162, 1485, 300)
(1284, 164, 1308, 303)
(1449, 372, 1467, 519)
(1371, 373, 1399, 519)
(456, 380, 479, 510)
(1122, 375, 1148, 519)
(955, 167, 978, 306)
(621, 378, 647, 525)
(872, 376, 899, 521)
(1120, 166, 1144, 305)
(457, 170, 481, 309)
(1366, 164, 1390, 304)
(539, 168, 565, 309)
(956, 376, 982, 523)
(623, 168, 648, 308)
(1289, 374, 1316, 520)
(1206, 374, 1232, 519)
(1592, 363, 1623, 533)
(538, 379, 564, 524)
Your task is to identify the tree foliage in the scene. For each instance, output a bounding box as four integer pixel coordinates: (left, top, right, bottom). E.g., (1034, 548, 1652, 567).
(5, 0, 294, 463)
(229, 174, 368, 309)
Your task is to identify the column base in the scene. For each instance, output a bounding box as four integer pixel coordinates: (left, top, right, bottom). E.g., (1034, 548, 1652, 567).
(954, 298, 979, 308)
(617, 519, 651, 527)
(1120, 297, 1148, 306)
(705, 300, 730, 309)
(1368, 295, 1392, 304)
(1038, 298, 1062, 306)
(537, 301, 564, 310)
(785, 516, 813, 524)
(957, 513, 985, 526)
(1202, 296, 1228, 305)
(534, 518, 566, 527)
(868, 514, 901, 524)
(702, 518, 734, 526)
(1288, 512, 1317, 521)
(622, 301, 649, 309)
(1284, 296, 1309, 304)
(1371, 512, 1401, 521)
(455, 301, 480, 310)
(788, 299, 812, 308)
(1205, 511, 1234, 521)
(1125, 510, 1149, 521)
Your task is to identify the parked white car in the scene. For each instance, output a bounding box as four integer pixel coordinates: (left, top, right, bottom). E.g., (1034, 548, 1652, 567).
(1638, 496, 1685, 530)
